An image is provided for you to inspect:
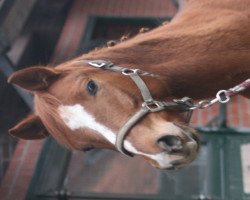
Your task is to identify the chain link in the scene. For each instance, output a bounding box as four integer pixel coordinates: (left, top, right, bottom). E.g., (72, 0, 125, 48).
(176, 79, 250, 111)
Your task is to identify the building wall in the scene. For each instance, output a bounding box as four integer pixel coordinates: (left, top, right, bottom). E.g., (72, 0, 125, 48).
(1, 0, 250, 199)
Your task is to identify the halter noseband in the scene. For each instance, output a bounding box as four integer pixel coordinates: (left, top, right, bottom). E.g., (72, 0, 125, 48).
(84, 60, 194, 157)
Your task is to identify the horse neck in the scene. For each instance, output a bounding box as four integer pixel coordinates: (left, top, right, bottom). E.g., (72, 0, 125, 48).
(80, 0, 250, 99)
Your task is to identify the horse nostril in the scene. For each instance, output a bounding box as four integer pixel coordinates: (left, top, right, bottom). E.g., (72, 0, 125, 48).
(157, 135, 182, 152)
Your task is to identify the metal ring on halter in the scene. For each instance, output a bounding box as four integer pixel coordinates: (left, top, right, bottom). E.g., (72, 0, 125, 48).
(122, 68, 139, 75)
(216, 90, 230, 103)
(142, 100, 165, 112)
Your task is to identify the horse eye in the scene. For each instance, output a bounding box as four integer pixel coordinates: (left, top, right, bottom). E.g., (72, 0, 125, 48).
(86, 80, 98, 96)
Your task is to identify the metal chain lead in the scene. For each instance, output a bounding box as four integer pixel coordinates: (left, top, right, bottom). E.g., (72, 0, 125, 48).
(181, 79, 250, 110)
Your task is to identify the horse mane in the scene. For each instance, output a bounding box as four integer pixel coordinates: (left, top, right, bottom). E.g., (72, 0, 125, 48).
(92, 26, 152, 53)
(34, 92, 77, 149)
(80, 26, 163, 67)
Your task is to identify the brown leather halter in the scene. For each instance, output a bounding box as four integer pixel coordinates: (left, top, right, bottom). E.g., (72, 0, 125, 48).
(83, 60, 195, 156)
(80, 60, 250, 157)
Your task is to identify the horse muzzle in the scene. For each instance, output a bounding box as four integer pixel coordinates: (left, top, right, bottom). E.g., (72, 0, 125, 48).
(156, 124, 200, 170)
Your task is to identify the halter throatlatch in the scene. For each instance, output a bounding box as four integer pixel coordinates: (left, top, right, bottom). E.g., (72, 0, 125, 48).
(84, 60, 193, 157)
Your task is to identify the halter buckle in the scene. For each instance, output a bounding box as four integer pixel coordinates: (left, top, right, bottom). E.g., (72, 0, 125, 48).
(142, 100, 165, 112)
(88, 60, 112, 68)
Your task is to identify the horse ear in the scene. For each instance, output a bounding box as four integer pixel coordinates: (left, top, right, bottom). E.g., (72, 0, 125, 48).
(9, 115, 49, 140)
(8, 66, 60, 91)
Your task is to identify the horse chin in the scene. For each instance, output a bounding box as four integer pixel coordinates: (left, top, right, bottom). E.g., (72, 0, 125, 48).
(141, 150, 198, 170)
(146, 149, 198, 170)
(143, 154, 196, 170)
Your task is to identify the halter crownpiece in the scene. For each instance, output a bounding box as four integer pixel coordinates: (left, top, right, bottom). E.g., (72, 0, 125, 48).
(83, 60, 194, 156)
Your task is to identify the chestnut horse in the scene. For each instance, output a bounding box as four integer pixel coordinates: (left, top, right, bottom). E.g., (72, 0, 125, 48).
(8, 0, 250, 170)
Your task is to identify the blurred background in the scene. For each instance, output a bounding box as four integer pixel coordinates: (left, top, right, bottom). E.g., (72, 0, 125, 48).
(0, 0, 250, 199)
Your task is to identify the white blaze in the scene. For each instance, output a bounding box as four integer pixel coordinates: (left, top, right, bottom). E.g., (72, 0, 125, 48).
(58, 104, 175, 168)
(58, 104, 116, 144)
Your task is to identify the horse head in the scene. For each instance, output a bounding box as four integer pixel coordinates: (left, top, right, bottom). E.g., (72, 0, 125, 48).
(8, 59, 199, 170)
